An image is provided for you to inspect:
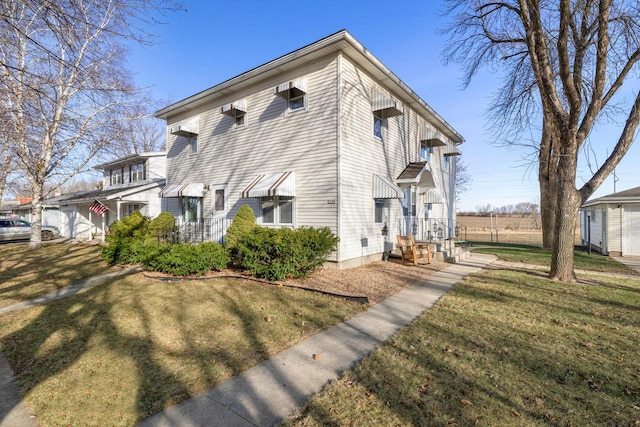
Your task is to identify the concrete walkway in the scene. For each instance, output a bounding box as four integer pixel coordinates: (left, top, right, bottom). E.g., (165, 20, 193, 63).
(139, 253, 496, 427)
(0, 266, 143, 427)
(612, 256, 640, 274)
(491, 258, 640, 279)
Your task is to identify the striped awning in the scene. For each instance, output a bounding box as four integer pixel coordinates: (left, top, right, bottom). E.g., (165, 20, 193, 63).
(274, 77, 307, 99)
(170, 116, 199, 137)
(160, 183, 205, 198)
(443, 143, 462, 156)
(420, 127, 447, 147)
(220, 99, 247, 116)
(160, 184, 182, 198)
(373, 175, 404, 199)
(372, 90, 404, 118)
(423, 189, 445, 204)
(242, 172, 295, 198)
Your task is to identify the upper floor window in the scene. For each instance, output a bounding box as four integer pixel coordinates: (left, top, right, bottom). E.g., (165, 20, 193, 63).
(221, 100, 247, 129)
(274, 77, 307, 114)
(372, 90, 403, 140)
(130, 163, 145, 182)
(235, 111, 246, 128)
(289, 93, 306, 111)
(110, 167, 123, 186)
(373, 113, 383, 139)
(443, 155, 449, 170)
(189, 136, 198, 155)
(420, 144, 432, 161)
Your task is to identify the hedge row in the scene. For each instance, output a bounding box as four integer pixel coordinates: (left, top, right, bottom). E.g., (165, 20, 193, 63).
(100, 206, 337, 280)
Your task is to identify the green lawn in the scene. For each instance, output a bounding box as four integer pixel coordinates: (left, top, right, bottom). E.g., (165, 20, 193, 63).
(287, 254, 640, 425)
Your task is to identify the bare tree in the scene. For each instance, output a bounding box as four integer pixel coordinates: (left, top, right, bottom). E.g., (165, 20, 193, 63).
(98, 98, 167, 160)
(443, 0, 640, 282)
(455, 158, 472, 202)
(0, 0, 180, 249)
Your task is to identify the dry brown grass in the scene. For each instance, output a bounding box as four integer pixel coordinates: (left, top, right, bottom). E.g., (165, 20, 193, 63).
(0, 241, 117, 306)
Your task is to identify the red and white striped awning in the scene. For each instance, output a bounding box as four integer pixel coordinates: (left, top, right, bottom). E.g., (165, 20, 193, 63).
(241, 172, 296, 198)
(160, 183, 204, 198)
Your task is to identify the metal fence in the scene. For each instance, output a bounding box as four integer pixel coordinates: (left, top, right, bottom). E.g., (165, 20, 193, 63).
(161, 217, 229, 244)
(397, 217, 466, 242)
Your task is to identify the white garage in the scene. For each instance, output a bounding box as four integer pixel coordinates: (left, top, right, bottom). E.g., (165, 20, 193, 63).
(581, 186, 640, 257)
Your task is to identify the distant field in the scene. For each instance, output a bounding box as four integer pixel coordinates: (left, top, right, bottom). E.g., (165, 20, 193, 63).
(456, 214, 580, 246)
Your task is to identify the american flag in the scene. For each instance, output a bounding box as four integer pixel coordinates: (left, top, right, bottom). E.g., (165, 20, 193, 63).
(89, 200, 109, 216)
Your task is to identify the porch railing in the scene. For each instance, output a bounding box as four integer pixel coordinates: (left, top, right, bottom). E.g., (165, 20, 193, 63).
(163, 217, 229, 244)
(397, 217, 466, 243)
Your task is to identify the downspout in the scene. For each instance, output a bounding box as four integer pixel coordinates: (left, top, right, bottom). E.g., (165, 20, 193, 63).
(336, 53, 342, 264)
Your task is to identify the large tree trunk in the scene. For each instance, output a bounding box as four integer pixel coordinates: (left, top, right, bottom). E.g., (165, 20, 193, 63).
(539, 119, 559, 249)
(549, 140, 580, 282)
(28, 180, 43, 250)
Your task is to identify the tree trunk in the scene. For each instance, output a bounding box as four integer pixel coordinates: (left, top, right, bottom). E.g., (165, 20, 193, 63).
(540, 180, 557, 250)
(539, 118, 559, 250)
(28, 183, 43, 250)
(549, 141, 580, 282)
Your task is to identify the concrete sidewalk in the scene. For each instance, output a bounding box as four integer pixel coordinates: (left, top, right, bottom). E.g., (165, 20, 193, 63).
(139, 252, 496, 427)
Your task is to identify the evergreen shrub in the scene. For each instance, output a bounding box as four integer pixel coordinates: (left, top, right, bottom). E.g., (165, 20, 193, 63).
(236, 226, 338, 281)
(146, 242, 228, 276)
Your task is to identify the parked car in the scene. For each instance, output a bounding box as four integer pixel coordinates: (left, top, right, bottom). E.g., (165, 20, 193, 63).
(0, 219, 60, 241)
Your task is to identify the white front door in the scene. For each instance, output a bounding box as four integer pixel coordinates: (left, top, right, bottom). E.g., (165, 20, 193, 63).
(623, 206, 640, 256)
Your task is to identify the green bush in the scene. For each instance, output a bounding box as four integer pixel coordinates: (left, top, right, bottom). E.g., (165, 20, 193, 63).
(148, 212, 175, 241)
(146, 242, 228, 276)
(236, 226, 338, 281)
(225, 204, 256, 257)
(101, 211, 149, 265)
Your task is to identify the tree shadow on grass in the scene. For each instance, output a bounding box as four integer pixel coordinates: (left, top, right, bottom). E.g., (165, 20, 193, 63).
(292, 269, 640, 426)
(0, 274, 364, 426)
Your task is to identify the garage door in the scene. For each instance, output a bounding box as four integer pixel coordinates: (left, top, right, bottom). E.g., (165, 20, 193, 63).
(623, 206, 640, 256)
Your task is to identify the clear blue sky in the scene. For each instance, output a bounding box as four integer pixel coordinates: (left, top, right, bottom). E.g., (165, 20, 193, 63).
(127, 0, 639, 212)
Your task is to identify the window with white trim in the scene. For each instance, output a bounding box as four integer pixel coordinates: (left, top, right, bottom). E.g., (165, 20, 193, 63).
(373, 113, 383, 139)
(181, 196, 202, 222)
(443, 155, 449, 170)
(110, 167, 123, 186)
(130, 163, 145, 182)
(420, 143, 432, 161)
(234, 111, 246, 128)
(189, 136, 198, 155)
(288, 93, 306, 112)
(260, 196, 294, 226)
(374, 198, 387, 224)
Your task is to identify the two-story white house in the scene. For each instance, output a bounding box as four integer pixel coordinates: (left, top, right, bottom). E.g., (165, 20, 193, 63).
(53, 151, 167, 240)
(155, 30, 463, 268)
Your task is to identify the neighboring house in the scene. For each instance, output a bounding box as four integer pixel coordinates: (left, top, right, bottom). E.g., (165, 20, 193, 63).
(155, 30, 463, 268)
(52, 152, 167, 240)
(0, 197, 60, 226)
(581, 186, 640, 256)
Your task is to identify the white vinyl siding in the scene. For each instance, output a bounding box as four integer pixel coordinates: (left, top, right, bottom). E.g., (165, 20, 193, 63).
(337, 56, 455, 262)
(164, 55, 339, 249)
